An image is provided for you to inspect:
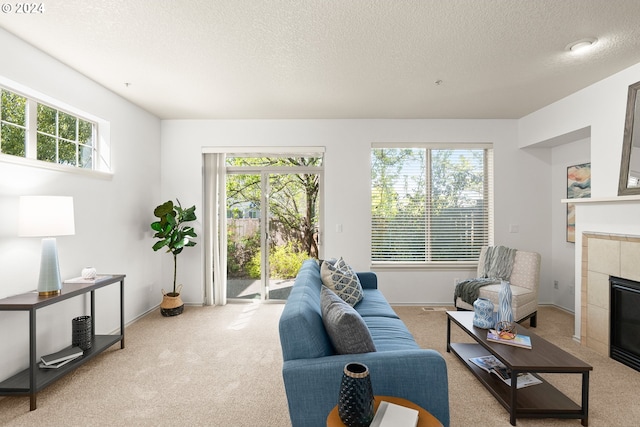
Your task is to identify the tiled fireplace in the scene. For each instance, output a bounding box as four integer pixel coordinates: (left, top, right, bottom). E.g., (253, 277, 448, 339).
(580, 232, 640, 356)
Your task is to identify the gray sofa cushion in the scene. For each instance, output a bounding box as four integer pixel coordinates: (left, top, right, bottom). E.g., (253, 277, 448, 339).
(320, 256, 363, 306)
(320, 286, 376, 354)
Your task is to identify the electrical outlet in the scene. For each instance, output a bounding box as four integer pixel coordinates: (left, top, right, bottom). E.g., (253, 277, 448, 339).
(554, 280, 559, 289)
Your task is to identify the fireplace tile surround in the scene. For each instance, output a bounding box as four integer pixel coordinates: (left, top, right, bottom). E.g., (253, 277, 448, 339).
(581, 232, 640, 356)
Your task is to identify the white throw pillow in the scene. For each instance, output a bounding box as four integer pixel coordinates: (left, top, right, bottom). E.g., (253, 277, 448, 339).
(320, 256, 363, 306)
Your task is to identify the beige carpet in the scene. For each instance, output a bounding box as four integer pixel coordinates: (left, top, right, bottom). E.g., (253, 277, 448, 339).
(0, 304, 638, 426)
(0, 303, 290, 427)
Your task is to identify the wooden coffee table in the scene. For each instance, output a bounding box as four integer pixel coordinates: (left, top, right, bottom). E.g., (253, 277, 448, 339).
(326, 395, 443, 427)
(447, 311, 592, 426)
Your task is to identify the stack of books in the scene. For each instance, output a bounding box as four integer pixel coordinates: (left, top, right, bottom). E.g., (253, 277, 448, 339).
(39, 346, 83, 369)
(487, 330, 532, 349)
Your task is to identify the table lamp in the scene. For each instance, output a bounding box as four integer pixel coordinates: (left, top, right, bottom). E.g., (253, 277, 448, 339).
(19, 196, 75, 296)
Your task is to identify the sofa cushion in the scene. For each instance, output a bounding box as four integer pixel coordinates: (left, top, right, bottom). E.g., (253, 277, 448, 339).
(355, 289, 400, 319)
(320, 257, 364, 306)
(363, 316, 420, 352)
(320, 286, 376, 354)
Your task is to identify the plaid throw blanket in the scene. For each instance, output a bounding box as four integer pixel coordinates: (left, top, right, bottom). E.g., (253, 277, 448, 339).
(453, 246, 517, 305)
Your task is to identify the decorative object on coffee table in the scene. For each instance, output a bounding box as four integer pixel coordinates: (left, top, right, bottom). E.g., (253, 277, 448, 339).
(495, 321, 517, 339)
(473, 297, 494, 329)
(338, 362, 375, 427)
(497, 280, 513, 324)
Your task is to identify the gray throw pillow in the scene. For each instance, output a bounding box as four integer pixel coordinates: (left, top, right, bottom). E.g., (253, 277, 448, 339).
(320, 256, 363, 306)
(320, 286, 376, 354)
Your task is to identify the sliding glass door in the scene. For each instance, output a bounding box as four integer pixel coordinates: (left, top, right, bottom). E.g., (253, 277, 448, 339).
(225, 156, 322, 301)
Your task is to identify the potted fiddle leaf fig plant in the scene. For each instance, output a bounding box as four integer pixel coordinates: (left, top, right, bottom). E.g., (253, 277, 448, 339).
(151, 199, 197, 316)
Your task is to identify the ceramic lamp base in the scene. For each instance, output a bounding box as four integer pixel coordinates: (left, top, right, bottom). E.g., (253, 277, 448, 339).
(38, 237, 63, 297)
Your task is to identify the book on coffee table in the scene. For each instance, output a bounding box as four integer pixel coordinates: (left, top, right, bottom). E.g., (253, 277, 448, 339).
(487, 330, 532, 349)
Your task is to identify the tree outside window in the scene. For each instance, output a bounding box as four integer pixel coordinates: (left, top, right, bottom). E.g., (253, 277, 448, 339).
(0, 87, 96, 170)
(371, 146, 492, 264)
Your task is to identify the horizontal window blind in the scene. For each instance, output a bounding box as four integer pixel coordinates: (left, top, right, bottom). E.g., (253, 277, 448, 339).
(371, 146, 493, 264)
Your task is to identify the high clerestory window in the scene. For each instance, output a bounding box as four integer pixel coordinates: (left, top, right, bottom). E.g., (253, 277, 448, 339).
(371, 144, 494, 266)
(1, 87, 100, 171)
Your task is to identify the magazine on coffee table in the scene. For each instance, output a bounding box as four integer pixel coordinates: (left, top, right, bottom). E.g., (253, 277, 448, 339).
(469, 355, 541, 389)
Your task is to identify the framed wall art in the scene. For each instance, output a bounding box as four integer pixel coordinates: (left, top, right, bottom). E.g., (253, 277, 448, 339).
(566, 162, 591, 243)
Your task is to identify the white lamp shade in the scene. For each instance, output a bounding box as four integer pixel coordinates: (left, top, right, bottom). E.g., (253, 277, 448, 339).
(19, 196, 75, 237)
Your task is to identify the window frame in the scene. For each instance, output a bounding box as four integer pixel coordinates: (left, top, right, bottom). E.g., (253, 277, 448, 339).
(0, 77, 111, 178)
(370, 142, 494, 270)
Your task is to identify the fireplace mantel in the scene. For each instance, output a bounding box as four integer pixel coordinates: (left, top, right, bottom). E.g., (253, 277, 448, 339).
(561, 194, 640, 204)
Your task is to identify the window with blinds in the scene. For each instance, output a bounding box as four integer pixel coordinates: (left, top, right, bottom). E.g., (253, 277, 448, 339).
(371, 145, 493, 265)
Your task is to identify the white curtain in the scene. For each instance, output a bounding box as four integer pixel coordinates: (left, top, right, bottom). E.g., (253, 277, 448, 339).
(203, 153, 227, 306)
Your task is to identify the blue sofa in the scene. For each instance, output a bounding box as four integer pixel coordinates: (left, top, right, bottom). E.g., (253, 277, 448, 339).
(279, 260, 450, 427)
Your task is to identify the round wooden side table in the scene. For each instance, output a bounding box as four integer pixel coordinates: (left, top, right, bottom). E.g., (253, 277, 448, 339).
(326, 395, 444, 427)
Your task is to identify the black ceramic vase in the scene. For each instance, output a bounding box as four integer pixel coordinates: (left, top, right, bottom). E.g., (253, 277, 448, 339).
(338, 362, 375, 427)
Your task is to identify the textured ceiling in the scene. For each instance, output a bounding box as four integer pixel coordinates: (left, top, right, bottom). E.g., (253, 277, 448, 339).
(1, 0, 640, 119)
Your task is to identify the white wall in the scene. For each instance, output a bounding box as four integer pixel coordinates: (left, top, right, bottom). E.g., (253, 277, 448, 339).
(549, 138, 591, 310)
(161, 119, 553, 305)
(519, 64, 640, 198)
(0, 29, 162, 380)
(519, 61, 640, 336)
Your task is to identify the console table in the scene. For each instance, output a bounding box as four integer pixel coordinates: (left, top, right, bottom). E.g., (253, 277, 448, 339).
(447, 310, 592, 426)
(0, 274, 125, 410)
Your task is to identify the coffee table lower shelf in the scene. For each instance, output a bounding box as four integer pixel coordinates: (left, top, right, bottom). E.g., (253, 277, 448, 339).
(450, 343, 584, 422)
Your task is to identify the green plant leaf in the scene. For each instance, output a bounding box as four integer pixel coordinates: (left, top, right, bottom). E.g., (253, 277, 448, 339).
(152, 240, 168, 251)
(153, 200, 174, 218)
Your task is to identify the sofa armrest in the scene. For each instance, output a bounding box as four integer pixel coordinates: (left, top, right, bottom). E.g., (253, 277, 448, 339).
(357, 271, 378, 289)
(282, 350, 449, 427)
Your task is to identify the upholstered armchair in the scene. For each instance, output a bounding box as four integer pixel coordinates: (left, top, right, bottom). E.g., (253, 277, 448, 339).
(455, 246, 541, 327)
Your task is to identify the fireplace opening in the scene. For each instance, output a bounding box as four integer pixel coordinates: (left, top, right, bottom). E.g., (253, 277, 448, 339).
(610, 276, 640, 372)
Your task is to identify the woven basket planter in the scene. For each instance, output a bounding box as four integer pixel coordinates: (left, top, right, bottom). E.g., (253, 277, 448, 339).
(160, 285, 184, 317)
